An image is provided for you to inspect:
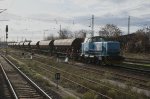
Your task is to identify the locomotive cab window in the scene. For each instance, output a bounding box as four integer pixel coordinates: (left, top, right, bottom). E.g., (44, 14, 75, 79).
(91, 37, 105, 42)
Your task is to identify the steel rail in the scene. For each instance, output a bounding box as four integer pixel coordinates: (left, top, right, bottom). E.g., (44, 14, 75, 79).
(2, 55, 52, 99)
(0, 63, 18, 99)
(8, 53, 112, 99)
(114, 64, 150, 75)
(33, 58, 135, 97)
(35, 54, 150, 75)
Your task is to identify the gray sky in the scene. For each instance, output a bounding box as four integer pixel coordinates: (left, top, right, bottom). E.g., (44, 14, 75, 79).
(0, 0, 150, 41)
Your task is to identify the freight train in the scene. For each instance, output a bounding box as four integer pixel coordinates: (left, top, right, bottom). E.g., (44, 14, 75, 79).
(8, 36, 124, 65)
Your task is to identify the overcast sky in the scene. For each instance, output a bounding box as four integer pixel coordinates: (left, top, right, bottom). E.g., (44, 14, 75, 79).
(0, 0, 150, 41)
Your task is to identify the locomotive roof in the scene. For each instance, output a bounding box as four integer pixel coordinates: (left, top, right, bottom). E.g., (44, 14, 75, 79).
(91, 36, 113, 41)
(39, 40, 53, 45)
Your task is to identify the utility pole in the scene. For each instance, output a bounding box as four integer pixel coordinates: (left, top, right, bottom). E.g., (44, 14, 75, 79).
(43, 31, 45, 39)
(43, 29, 48, 40)
(91, 15, 94, 37)
(128, 16, 130, 35)
(59, 24, 61, 36)
(22, 36, 24, 42)
(0, 9, 7, 13)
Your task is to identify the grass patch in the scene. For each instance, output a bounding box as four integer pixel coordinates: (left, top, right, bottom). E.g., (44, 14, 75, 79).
(82, 91, 98, 99)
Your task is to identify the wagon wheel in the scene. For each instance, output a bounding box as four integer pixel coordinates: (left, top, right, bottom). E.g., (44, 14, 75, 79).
(99, 61, 105, 66)
(99, 57, 106, 66)
(81, 55, 86, 63)
(94, 57, 100, 65)
(86, 57, 91, 64)
(102, 57, 112, 66)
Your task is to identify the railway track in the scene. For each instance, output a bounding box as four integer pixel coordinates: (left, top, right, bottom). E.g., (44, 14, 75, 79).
(9, 55, 112, 99)
(34, 55, 150, 89)
(34, 52, 150, 75)
(73, 63, 150, 88)
(0, 66, 13, 99)
(9, 51, 150, 89)
(28, 56, 150, 98)
(124, 58, 150, 69)
(0, 55, 52, 99)
(125, 58, 150, 64)
(8, 50, 150, 98)
(35, 62, 112, 99)
(8, 49, 150, 76)
(113, 64, 150, 75)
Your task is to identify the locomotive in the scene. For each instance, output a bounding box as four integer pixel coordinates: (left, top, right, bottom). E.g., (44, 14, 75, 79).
(81, 36, 123, 64)
(9, 36, 124, 65)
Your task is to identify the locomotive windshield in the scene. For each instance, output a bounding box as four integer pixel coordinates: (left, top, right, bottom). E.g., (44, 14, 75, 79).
(92, 37, 104, 42)
(91, 36, 113, 42)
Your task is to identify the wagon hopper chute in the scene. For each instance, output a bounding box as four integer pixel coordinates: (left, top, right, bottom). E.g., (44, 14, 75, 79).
(23, 42, 30, 50)
(38, 40, 54, 55)
(29, 41, 39, 53)
(19, 42, 24, 49)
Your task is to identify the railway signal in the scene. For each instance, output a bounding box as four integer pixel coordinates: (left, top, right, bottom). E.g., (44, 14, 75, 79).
(6, 25, 8, 55)
(6, 25, 8, 32)
(6, 25, 8, 38)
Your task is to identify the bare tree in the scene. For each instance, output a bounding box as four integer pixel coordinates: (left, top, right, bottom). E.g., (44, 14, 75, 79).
(99, 24, 122, 37)
(45, 34, 58, 40)
(126, 27, 150, 53)
(74, 29, 87, 38)
(58, 29, 73, 39)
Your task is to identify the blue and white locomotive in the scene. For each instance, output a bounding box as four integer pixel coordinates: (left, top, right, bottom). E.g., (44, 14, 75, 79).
(81, 36, 123, 64)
